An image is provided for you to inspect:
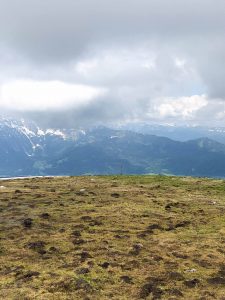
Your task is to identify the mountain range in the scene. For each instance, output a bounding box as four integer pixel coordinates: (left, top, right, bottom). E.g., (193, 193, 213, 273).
(1, 117, 225, 177)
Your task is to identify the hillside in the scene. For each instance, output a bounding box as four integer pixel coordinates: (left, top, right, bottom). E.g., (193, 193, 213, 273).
(0, 175, 225, 299)
(2, 119, 225, 177)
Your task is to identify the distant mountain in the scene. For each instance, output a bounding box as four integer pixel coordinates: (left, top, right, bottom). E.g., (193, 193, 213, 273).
(116, 122, 225, 144)
(45, 128, 225, 177)
(0, 117, 82, 176)
(1, 117, 225, 177)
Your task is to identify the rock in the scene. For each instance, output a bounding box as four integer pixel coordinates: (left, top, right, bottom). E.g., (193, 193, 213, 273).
(49, 246, 58, 253)
(80, 251, 92, 262)
(148, 224, 163, 230)
(100, 262, 110, 269)
(121, 275, 133, 284)
(76, 189, 87, 196)
(40, 213, 50, 219)
(87, 261, 94, 267)
(111, 193, 120, 198)
(71, 230, 81, 237)
(72, 238, 85, 245)
(184, 278, 200, 288)
(130, 243, 143, 255)
(15, 189, 22, 194)
(22, 218, 33, 228)
(185, 268, 197, 273)
(26, 241, 46, 254)
(76, 267, 90, 274)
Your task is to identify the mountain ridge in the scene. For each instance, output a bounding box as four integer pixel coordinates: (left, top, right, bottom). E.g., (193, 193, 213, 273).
(1, 118, 225, 177)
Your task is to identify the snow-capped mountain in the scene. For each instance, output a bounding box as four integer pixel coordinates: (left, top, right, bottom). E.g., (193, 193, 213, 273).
(0, 117, 85, 176)
(2, 117, 225, 177)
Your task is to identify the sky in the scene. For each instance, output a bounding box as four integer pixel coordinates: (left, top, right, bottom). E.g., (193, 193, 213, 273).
(0, 0, 225, 128)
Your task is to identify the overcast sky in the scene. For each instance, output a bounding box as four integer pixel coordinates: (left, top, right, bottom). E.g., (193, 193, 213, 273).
(0, 0, 225, 127)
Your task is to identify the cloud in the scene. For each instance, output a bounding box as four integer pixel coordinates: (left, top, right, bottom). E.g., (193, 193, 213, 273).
(0, 80, 106, 111)
(151, 95, 208, 119)
(0, 0, 225, 127)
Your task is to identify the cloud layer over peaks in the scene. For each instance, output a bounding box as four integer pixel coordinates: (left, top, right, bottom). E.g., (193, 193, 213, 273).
(0, 0, 225, 127)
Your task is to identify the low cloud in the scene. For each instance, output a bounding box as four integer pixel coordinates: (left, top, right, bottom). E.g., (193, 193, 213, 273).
(0, 80, 106, 111)
(152, 95, 208, 119)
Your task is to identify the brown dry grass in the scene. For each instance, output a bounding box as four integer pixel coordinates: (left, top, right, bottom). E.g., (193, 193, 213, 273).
(0, 175, 225, 299)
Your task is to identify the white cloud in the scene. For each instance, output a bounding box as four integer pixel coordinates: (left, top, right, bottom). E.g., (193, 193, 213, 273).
(74, 47, 157, 85)
(152, 95, 208, 119)
(0, 80, 106, 111)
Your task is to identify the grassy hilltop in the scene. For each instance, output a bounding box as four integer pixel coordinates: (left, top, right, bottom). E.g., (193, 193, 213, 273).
(0, 175, 225, 299)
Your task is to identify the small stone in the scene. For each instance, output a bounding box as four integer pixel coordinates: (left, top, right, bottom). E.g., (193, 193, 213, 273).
(40, 213, 50, 219)
(185, 268, 197, 273)
(49, 246, 58, 252)
(22, 218, 33, 228)
(15, 189, 22, 194)
(148, 224, 162, 230)
(76, 267, 90, 275)
(184, 278, 200, 288)
(71, 230, 81, 237)
(100, 262, 110, 269)
(72, 239, 85, 245)
(120, 275, 133, 284)
(26, 241, 46, 254)
(111, 193, 120, 198)
(80, 251, 92, 262)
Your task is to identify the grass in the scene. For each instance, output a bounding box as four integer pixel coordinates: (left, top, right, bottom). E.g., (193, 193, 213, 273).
(0, 175, 225, 299)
